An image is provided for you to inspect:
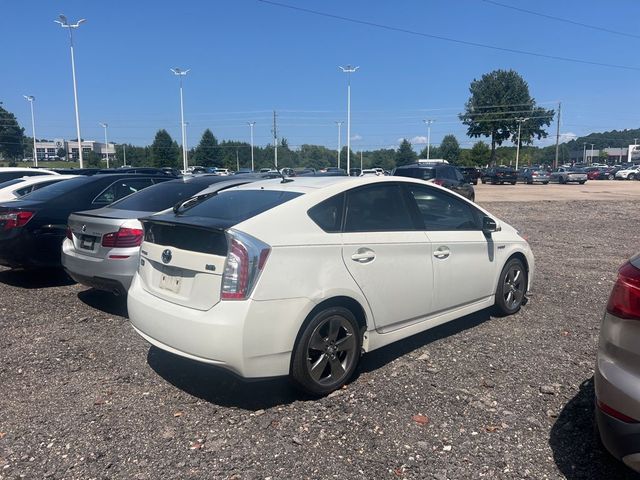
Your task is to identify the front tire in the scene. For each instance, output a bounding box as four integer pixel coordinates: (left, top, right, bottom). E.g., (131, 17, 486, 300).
(290, 307, 362, 396)
(629, 173, 636, 180)
(494, 258, 528, 316)
(579, 180, 586, 184)
(608, 174, 614, 180)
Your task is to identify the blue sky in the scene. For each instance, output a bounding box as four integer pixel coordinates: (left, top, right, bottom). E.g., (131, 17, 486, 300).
(2, 0, 639, 152)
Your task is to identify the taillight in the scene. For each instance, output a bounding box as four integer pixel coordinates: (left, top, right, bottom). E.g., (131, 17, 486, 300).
(432, 179, 445, 186)
(606, 260, 640, 320)
(0, 210, 34, 231)
(101, 227, 144, 248)
(66, 226, 72, 240)
(221, 230, 270, 300)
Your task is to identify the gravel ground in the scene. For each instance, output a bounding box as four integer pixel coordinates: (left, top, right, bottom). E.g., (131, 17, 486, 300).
(1, 200, 640, 480)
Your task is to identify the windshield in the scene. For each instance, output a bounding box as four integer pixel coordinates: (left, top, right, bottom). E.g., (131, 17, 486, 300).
(0, 178, 27, 190)
(178, 189, 302, 223)
(109, 181, 208, 212)
(19, 176, 91, 202)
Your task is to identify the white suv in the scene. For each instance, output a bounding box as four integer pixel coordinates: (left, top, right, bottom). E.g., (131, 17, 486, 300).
(128, 176, 534, 395)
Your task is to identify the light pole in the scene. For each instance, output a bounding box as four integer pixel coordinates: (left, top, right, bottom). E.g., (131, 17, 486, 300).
(55, 15, 86, 168)
(23, 95, 37, 167)
(248, 121, 256, 171)
(122, 144, 127, 166)
(99, 122, 109, 168)
(582, 142, 587, 164)
(171, 68, 190, 172)
(423, 119, 434, 160)
(590, 143, 595, 165)
(515, 117, 530, 170)
(339, 65, 359, 174)
(335, 121, 343, 168)
(183, 121, 189, 168)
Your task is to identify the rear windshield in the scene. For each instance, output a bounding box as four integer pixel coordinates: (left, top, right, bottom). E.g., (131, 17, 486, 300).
(394, 168, 435, 180)
(0, 178, 27, 189)
(109, 181, 207, 212)
(179, 189, 302, 223)
(18, 176, 91, 201)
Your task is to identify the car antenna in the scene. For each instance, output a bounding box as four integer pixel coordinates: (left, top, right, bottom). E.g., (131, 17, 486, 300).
(276, 164, 294, 183)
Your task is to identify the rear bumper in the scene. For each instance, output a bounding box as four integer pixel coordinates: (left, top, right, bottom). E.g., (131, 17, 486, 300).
(0, 229, 63, 268)
(61, 238, 137, 294)
(127, 273, 314, 378)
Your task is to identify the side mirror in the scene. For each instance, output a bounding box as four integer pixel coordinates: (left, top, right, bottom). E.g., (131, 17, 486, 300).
(482, 216, 499, 235)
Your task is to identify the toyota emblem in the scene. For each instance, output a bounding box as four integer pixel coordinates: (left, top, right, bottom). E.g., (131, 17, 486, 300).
(81, 224, 87, 232)
(161, 249, 172, 264)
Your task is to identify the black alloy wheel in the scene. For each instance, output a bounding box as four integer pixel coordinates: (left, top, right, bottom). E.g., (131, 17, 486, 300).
(494, 258, 528, 316)
(290, 307, 362, 396)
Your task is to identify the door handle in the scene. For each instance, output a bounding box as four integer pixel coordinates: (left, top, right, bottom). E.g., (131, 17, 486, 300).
(351, 248, 376, 263)
(434, 246, 450, 259)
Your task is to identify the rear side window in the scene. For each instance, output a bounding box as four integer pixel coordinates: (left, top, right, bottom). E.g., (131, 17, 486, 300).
(109, 181, 208, 212)
(407, 185, 479, 231)
(179, 189, 302, 223)
(308, 194, 344, 232)
(344, 184, 415, 232)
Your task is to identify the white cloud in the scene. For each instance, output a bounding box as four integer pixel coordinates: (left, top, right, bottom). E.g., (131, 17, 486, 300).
(409, 135, 428, 145)
(350, 134, 362, 141)
(534, 132, 577, 147)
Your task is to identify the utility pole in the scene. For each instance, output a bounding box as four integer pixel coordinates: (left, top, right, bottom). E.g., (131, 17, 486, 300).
(170, 68, 190, 173)
(339, 65, 359, 174)
(99, 122, 109, 168)
(248, 121, 256, 171)
(23, 95, 37, 167)
(236, 149, 239, 171)
(554, 102, 561, 169)
(122, 144, 127, 166)
(514, 117, 530, 170)
(360, 150, 363, 171)
(335, 121, 343, 168)
(582, 142, 587, 164)
(272, 110, 278, 168)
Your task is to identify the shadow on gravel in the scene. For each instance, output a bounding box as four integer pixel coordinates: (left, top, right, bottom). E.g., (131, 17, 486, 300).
(147, 346, 299, 410)
(359, 308, 492, 374)
(549, 377, 639, 479)
(77, 289, 129, 318)
(0, 268, 75, 288)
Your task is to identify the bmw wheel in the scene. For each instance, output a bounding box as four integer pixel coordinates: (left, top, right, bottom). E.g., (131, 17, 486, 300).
(290, 307, 362, 396)
(494, 258, 528, 316)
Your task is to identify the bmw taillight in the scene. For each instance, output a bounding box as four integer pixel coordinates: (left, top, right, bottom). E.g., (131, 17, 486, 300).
(432, 178, 445, 186)
(221, 230, 270, 300)
(606, 259, 640, 320)
(101, 228, 144, 248)
(66, 226, 72, 240)
(0, 210, 34, 231)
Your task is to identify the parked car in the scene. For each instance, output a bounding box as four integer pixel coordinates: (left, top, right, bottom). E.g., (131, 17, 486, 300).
(0, 174, 77, 202)
(0, 174, 170, 269)
(595, 253, 640, 473)
(127, 176, 534, 395)
(393, 163, 475, 201)
(360, 169, 381, 177)
(599, 166, 622, 180)
(0, 167, 59, 183)
(517, 168, 550, 185)
(457, 166, 481, 185)
(349, 168, 362, 176)
(481, 167, 517, 185)
(615, 166, 640, 180)
(98, 167, 180, 176)
(62, 175, 261, 295)
(549, 167, 587, 184)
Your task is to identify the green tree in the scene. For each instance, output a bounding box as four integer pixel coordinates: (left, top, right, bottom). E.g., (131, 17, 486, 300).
(192, 129, 219, 167)
(85, 150, 102, 167)
(56, 147, 67, 159)
(151, 129, 180, 168)
(0, 105, 25, 160)
(439, 134, 460, 163)
(469, 141, 491, 166)
(418, 144, 440, 159)
(396, 139, 417, 166)
(459, 69, 554, 163)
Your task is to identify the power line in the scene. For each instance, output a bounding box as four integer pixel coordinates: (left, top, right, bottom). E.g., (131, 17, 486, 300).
(256, 0, 640, 71)
(481, 0, 640, 40)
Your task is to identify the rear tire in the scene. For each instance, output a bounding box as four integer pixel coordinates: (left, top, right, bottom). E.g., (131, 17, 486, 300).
(629, 173, 636, 180)
(579, 180, 586, 184)
(510, 181, 516, 185)
(559, 176, 565, 184)
(608, 174, 614, 180)
(543, 181, 549, 185)
(290, 307, 362, 396)
(494, 258, 528, 316)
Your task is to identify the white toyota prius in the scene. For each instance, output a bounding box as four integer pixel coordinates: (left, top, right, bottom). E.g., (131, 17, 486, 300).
(128, 176, 534, 395)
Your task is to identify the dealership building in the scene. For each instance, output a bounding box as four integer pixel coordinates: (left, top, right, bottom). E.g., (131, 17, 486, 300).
(33, 139, 115, 162)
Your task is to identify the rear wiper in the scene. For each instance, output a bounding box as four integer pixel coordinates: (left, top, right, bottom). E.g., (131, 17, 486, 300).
(173, 191, 218, 214)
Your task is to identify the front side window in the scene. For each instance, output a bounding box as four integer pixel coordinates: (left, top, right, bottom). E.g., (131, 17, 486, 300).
(344, 184, 415, 232)
(407, 185, 480, 231)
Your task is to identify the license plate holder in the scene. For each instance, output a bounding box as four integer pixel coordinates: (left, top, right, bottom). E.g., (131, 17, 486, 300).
(159, 268, 183, 293)
(80, 235, 96, 250)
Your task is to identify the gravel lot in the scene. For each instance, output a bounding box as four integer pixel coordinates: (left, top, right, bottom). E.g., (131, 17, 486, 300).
(2, 193, 640, 479)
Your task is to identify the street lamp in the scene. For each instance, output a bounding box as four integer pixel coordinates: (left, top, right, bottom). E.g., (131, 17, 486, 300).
(582, 142, 587, 165)
(99, 122, 109, 168)
(515, 117, 530, 170)
(170, 67, 190, 172)
(339, 65, 359, 174)
(248, 121, 256, 171)
(423, 119, 434, 160)
(183, 121, 189, 169)
(23, 95, 37, 167)
(590, 143, 595, 166)
(55, 14, 86, 168)
(335, 121, 343, 168)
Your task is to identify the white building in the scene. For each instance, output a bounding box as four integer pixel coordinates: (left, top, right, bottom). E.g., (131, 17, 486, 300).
(33, 138, 115, 161)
